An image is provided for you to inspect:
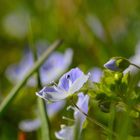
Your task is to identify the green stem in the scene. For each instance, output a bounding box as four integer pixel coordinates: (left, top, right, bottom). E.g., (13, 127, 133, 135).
(0, 39, 63, 117)
(130, 63, 140, 70)
(108, 103, 115, 140)
(37, 98, 51, 140)
(71, 98, 117, 138)
(28, 19, 51, 140)
(114, 56, 140, 70)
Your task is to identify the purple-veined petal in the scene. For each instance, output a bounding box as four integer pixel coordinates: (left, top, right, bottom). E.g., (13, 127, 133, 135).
(68, 73, 90, 94)
(74, 93, 89, 125)
(36, 86, 68, 102)
(58, 68, 86, 91)
(37, 68, 88, 102)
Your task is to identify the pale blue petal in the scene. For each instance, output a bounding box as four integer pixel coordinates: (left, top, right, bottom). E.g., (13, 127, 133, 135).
(104, 59, 120, 71)
(36, 86, 68, 102)
(47, 100, 66, 117)
(89, 67, 102, 82)
(58, 68, 84, 91)
(5, 48, 35, 86)
(55, 125, 74, 140)
(68, 73, 89, 94)
(37, 68, 88, 101)
(74, 93, 89, 125)
(6, 45, 73, 87)
(39, 48, 73, 85)
(19, 119, 41, 132)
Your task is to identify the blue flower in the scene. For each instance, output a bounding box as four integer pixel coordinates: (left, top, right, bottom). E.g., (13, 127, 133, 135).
(55, 93, 89, 140)
(40, 49, 73, 85)
(6, 48, 35, 86)
(36, 68, 90, 102)
(6, 41, 73, 86)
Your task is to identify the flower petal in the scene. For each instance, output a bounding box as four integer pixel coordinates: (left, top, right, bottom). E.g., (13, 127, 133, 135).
(89, 67, 102, 82)
(68, 73, 90, 94)
(104, 59, 120, 71)
(58, 68, 84, 91)
(74, 93, 89, 124)
(55, 125, 74, 140)
(47, 100, 65, 117)
(36, 86, 68, 102)
(40, 48, 73, 85)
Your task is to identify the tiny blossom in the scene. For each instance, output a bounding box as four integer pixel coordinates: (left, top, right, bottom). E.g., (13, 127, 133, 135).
(36, 68, 90, 102)
(19, 100, 65, 132)
(55, 93, 89, 140)
(89, 67, 102, 83)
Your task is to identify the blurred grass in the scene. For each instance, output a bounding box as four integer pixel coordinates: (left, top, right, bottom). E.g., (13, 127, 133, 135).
(0, 0, 140, 140)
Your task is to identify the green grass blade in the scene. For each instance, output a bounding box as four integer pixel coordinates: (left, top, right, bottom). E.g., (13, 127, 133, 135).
(0, 39, 63, 117)
(38, 98, 51, 140)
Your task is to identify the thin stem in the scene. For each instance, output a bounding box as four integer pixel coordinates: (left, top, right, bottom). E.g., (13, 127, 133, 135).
(130, 63, 140, 70)
(108, 102, 115, 140)
(114, 56, 140, 70)
(37, 98, 51, 140)
(70, 97, 117, 138)
(0, 39, 63, 117)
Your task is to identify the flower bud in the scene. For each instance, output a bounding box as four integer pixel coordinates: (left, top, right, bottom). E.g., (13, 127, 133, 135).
(104, 57, 130, 72)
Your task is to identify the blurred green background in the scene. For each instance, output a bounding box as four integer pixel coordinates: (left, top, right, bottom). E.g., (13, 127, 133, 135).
(0, 0, 140, 140)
